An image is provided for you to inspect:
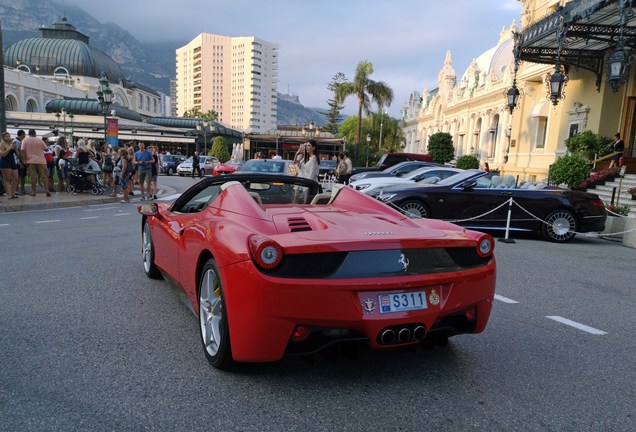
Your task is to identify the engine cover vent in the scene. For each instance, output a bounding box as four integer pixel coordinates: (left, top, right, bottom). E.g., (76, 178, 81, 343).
(288, 217, 312, 232)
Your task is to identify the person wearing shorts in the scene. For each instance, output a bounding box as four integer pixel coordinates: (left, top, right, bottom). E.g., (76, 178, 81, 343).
(21, 129, 51, 197)
(134, 143, 152, 200)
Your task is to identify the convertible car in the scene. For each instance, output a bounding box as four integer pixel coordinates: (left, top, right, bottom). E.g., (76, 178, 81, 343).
(367, 170, 607, 243)
(138, 174, 496, 369)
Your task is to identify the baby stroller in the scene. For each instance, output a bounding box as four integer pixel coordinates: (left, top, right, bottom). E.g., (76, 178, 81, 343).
(68, 160, 105, 195)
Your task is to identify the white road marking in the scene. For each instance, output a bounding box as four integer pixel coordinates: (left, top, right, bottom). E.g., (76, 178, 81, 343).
(0, 224, 9, 227)
(80, 216, 100, 220)
(546, 316, 607, 335)
(36, 219, 61, 224)
(114, 213, 131, 216)
(494, 294, 519, 304)
(84, 206, 117, 212)
(157, 193, 181, 201)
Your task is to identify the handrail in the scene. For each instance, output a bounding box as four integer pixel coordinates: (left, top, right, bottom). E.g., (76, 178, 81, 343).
(592, 151, 621, 164)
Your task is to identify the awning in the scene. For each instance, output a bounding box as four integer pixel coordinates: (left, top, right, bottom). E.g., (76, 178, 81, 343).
(531, 101, 550, 118)
(517, 0, 636, 89)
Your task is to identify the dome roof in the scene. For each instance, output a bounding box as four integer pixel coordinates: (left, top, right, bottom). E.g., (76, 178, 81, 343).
(459, 37, 513, 85)
(3, 17, 125, 84)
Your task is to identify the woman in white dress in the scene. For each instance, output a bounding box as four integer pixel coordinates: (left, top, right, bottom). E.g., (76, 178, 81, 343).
(295, 140, 319, 182)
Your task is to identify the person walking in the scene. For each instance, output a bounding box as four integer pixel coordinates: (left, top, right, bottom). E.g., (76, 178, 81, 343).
(343, 151, 353, 184)
(56, 149, 69, 193)
(608, 133, 624, 169)
(149, 145, 159, 200)
(335, 152, 348, 184)
(135, 142, 153, 200)
(21, 129, 51, 197)
(0, 132, 20, 199)
(13, 130, 27, 195)
(191, 150, 202, 179)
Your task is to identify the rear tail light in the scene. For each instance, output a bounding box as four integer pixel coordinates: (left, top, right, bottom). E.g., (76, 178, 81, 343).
(591, 200, 605, 208)
(476, 234, 494, 258)
(249, 235, 283, 269)
(291, 326, 312, 341)
(465, 307, 477, 321)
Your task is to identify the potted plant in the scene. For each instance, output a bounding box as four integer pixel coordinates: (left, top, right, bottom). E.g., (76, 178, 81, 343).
(602, 203, 631, 242)
(628, 187, 636, 200)
(548, 153, 591, 189)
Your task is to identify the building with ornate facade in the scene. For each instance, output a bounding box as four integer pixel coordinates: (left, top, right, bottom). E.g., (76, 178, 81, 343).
(175, 33, 278, 133)
(402, 0, 636, 181)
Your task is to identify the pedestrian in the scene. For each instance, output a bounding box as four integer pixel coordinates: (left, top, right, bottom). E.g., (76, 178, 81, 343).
(57, 149, 69, 193)
(335, 152, 348, 184)
(127, 145, 137, 196)
(272, 152, 282, 160)
(608, 133, 624, 169)
(101, 143, 114, 188)
(0, 132, 20, 199)
(13, 130, 27, 195)
(115, 148, 132, 203)
(295, 139, 319, 182)
(20, 129, 52, 197)
(484, 162, 490, 172)
(192, 150, 202, 178)
(44, 144, 56, 192)
(149, 145, 159, 199)
(343, 151, 352, 184)
(135, 142, 152, 200)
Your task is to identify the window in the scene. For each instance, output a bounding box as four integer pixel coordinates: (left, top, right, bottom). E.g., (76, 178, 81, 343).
(535, 117, 548, 150)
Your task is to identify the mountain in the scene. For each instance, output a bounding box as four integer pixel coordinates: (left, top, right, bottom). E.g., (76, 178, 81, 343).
(1, 0, 332, 126)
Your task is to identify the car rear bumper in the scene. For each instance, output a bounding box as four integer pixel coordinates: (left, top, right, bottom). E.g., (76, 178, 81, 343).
(219, 259, 496, 362)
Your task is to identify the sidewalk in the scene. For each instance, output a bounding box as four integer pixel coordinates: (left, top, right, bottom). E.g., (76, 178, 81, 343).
(0, 184, 177, 213)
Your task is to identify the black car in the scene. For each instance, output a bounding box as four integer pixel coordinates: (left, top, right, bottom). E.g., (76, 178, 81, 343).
(349, 160, 441, 182)
(368, 170, 606, 242)
(351, 152, 434, 176)
(159, 154, 186, 176)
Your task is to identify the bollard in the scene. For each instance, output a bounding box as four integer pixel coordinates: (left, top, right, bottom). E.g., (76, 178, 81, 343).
(498, 196, 516, 244)
(611, 187, 616, 206)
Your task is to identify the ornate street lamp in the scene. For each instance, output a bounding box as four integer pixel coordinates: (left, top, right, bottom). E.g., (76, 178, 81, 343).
(366, 133, 371, 167)
(606, 40, 632, 92)
(275, 130, 280, 156)
(196, 120, 215, 155)
(96, 73, 113, 146)
(504, 31, 522, 114)
(546, 63, 568, 106)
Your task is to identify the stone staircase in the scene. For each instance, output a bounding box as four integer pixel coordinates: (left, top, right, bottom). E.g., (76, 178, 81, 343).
(592, 174, 636, 214)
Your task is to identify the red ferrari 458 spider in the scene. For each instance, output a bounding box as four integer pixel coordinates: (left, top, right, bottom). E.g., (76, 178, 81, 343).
(138, 174, 496, 369)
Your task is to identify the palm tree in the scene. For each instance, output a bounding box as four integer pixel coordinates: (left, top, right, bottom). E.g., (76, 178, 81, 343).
(337, 60, 394, 159)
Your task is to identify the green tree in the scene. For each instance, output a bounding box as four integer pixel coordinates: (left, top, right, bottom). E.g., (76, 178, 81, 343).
(548, 153, 591, 188)
(210, 136, 230, 162)
(183, 107, 218, 121)
(427, 132, 455, 163)
(564, 130, 612, 159)
(337, 60, 394, 160)
(370, 110, 404, 153)
(456, 155, 480, 170)
(321, 72, 347, 135)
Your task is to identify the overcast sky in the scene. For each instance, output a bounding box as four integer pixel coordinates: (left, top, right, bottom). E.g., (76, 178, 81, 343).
(62, 0, 523, 118)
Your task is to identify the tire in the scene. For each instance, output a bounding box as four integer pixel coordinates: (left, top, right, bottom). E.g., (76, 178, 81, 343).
(198, 258, 234, 369)
(142, 220, 162, 279)
(167, 167, 174, 176)
(541, 209, 577, 242)
(178, 173, 184, 177)
(201, 169, 206, 177)
(91, 187, 100, 195)
(399, 200, 430, 219)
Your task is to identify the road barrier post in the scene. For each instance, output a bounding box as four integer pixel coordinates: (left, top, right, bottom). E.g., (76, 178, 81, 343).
(498, 196, 516, 244)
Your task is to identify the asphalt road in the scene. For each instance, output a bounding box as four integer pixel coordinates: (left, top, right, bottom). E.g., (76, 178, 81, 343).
(1, 181, 634, 431)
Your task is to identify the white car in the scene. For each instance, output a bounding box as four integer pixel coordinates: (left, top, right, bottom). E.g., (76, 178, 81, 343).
(177, 156, 220, 176)
(350, 166, 463, 193)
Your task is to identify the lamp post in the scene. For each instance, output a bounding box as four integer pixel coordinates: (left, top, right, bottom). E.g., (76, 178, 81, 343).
(275, 131, 280, 157)
(196, 120, 210, 155)
(95, 73, 113, 146)
(379, 110, 386, 152)
(69, 112, 74, 145)
(366, 134, 371, 167)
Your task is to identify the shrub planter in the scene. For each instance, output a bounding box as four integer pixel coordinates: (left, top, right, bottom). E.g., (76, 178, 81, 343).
(622, 217, 636, 248)
(601, 216, 627, 242)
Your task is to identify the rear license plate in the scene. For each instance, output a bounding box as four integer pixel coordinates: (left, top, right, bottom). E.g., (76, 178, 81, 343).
(379, 291, 428, 314)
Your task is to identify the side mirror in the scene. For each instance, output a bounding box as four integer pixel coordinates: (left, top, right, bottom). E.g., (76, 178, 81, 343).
(461, 180, 477, 190)
(138, 202, 159, 216)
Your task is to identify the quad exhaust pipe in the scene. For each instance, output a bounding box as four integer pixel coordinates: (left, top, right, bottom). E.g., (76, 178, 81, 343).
(378, 324, 426, 345)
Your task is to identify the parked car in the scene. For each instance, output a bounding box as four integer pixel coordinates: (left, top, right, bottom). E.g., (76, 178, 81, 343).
(213, 159, 243, 175)
(177, 156, 220, 176)
(351, 152, 434, 176)
(234, 159, 294, 175)
(319, 159, 337, 179)
(349, 160, 442, 182)
(350, 167, 463, 193)
(367, 170, 607, 242)
(138, 173, 496, 369)
(159, 154, 186, 176)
